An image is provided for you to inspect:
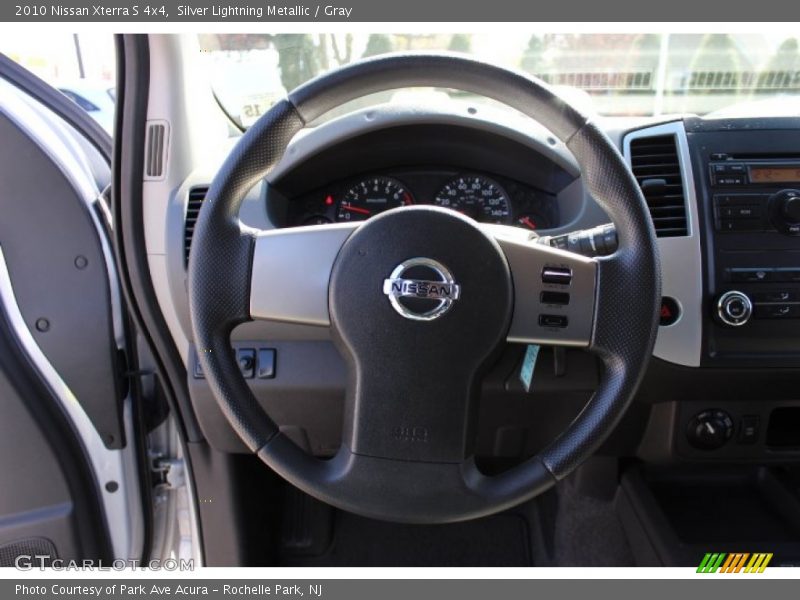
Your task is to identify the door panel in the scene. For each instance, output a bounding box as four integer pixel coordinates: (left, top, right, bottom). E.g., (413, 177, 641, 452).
(0, 79, 143, 562)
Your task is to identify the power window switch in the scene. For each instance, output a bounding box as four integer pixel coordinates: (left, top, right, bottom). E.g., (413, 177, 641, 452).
(738, 415, 760, 444)
(237, 348, 256, 379)
(257, 348, 276, 379)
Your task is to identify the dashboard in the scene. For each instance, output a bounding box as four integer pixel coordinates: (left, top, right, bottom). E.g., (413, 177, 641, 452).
(170, 104, 800, 464)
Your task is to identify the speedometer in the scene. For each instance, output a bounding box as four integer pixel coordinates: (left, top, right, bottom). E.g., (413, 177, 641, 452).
(336, 176, 413, 222)
(433, 175, 511, 224)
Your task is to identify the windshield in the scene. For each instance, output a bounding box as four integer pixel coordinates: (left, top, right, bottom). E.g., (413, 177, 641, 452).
(198, 33, 800, 127)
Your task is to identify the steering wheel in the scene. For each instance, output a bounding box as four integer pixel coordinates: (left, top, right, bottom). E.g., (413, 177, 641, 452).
(188, 53, 661, 523)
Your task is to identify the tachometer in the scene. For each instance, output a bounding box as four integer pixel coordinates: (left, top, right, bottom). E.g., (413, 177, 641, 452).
(336, 176, 413, 222)
(433, 175, 511, 224)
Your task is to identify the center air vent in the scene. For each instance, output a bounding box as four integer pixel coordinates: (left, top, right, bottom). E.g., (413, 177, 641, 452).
(184, 187, 208, 267)
(629, 134, 688, 237)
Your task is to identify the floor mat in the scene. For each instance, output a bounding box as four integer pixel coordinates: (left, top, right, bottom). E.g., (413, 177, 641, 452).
(280, 509, 532, 567)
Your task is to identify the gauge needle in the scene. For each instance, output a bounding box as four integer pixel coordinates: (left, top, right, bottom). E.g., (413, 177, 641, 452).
(342, 205, 371, 215)
(519, 216, 537, 230)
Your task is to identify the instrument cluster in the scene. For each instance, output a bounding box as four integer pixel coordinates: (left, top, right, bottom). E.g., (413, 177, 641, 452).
(287, 169, 560, 231)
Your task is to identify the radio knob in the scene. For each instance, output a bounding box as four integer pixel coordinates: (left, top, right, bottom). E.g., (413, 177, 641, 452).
(769, 189, 800, 234)
(783, 194, 800, 223)
(716, 290, 752, 327)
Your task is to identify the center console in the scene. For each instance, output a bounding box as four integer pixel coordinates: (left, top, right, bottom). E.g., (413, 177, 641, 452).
(627, 117, 800, 465)
(686, 117, 800, 368)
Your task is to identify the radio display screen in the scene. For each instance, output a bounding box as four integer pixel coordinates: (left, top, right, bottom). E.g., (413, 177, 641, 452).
(749, 166, 800, 183)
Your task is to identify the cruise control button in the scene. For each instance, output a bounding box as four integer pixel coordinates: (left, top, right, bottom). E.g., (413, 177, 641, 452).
(539, 314, 568, 328)
(540, 291, 570, 305)
(541, 267, 572, 285)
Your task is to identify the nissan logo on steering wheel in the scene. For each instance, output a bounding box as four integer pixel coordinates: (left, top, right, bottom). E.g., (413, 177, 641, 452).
(382, 257, 461, 321)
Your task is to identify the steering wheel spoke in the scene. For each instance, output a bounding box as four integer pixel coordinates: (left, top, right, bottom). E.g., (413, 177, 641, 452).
(250, 223, 358, 327)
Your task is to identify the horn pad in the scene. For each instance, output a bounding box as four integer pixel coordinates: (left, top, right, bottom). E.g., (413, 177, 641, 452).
(328, 206, 514, 463)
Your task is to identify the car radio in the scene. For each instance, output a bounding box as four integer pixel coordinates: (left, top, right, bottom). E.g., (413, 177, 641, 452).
(710, 157, 800, 236)
(693, 125, 800, 367)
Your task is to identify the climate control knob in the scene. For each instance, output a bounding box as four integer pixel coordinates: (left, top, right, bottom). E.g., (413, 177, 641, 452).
(687, 410, 734, 450)
(716, 290, 752, 327)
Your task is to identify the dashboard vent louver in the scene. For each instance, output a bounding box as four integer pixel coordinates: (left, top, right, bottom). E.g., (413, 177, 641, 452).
(629, 134, 688, 237)
(184, 187, 208, 267)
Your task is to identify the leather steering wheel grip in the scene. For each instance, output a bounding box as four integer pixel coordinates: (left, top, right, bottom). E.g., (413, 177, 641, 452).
(188, 52, 661, 520)
(188, 100, 305, 451)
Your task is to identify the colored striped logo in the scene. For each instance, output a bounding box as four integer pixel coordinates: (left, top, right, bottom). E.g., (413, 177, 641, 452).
(697, 552, 773, 573)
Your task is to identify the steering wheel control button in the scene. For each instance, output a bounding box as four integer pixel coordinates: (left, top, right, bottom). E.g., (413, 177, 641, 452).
(382, 257, 461, 321)
(687, 410, 734, 450)
(539, 314, 568, 328)
(236, 348, 256, 379)
(659, 296, 681, 326)
(540, 291, 570, 306)
(541, 266, 572, 285)
(256, 349, 276, 379)
(716, 290, 753, 327)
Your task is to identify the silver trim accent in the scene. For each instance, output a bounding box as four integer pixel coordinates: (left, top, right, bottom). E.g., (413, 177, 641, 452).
(622, 121, 703, 367)
(383, 257, 461, 321)
(250, 223, 358, 326)
(717, 290, 753, 327)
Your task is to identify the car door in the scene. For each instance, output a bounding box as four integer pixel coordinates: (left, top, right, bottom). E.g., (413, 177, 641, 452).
(0, 55, 145, 566)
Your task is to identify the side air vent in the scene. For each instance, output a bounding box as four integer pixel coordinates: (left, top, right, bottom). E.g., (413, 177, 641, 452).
(184, 187, 208, 267)
(144, 121, 169, 180)
(629, 134, 688, 237)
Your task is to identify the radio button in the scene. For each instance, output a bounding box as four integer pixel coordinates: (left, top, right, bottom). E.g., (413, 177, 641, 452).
(719, 219, 760, 232)
(754, 304, 800, 319)
(774, 269, 800, 282)
(714, 194, 768, 206)
(714, 175, 745, 186)
(728, 268, 772, 283)
(718, 205, 760, 219)
(753, 290, 797, 302)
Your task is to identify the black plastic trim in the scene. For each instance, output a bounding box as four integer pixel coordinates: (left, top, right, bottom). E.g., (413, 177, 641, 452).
(113, 35, 202, 442)
(0, 287, 112, 561)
